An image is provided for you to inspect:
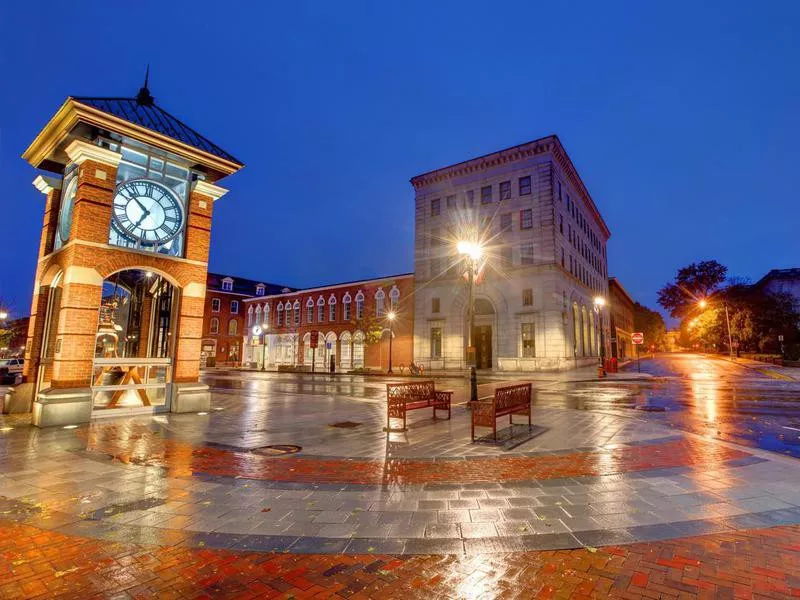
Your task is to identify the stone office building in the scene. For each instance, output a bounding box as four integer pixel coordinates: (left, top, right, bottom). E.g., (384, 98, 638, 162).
(608, 277, 635, 361)
(410, 135, 610, 371)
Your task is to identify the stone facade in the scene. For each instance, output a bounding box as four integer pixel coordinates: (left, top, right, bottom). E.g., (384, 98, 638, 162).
(242, 274, 414, 372)
(410, 136, 610, 371)
(608, 277, 635, 361)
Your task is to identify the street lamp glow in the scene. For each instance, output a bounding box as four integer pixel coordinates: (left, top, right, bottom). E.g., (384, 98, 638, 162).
(0, 311, 7, 320)
(387, 311, 396, 321)
(593, 296, 606, 307)
(456, 240, 482, 260)
(698, 299, 708, 309)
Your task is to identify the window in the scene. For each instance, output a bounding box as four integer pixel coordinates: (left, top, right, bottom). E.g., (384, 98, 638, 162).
(343, 293, 352, 320)
(294, 303, 300, 326)
(277, 304, 283, 326)
(263, 304, 270, 325)
(569, 255, 573, 274)
(522, 288, 533, 306)
(558, 181, 562, 201)
(318, 297, 325, 322)
(446, 194, 457, 209)
(210, 317, 219, 334)
(521, 323, 535, 358)
(520, 243, 534, 265)
(256, 284, 265, 296)
(430, 327, 442, 358)
(519, 176, 531, 196)
(432, 297, 440, 313)
(520, 209, 533, 230)
(430, 198, 440, 216)
(499, 181, 511, 201)
(228, 319, 238, 335)
(306, 298, 314, 323)
(561, 247, 565, 267)
(389, 286, 400, 310)
(355, 291, 365, 320)
(500, 213, 512, 232)
(559, 215, 563, 234)
(375, 289, 385, 317)
(248, 306, 254, 326)
(230, 300, 239, 314)
(329, 296, 337, 321)
(481, 186, 492, 204)
(501, 245, 513, 266)
(466, 190, 475, 208)
(211, 298, 220, 313)
(222, 279, 233, 292)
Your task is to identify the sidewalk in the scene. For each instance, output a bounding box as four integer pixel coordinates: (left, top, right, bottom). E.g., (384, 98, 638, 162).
(715, 355, 798, 381)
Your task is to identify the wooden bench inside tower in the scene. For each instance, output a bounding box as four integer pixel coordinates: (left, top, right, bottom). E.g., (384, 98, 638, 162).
(385, 381, 452, 432)
(471, 383, 532, 442)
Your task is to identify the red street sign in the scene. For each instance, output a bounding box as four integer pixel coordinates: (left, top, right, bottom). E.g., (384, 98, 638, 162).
(632, 332, 644, 345)
(310, 330, 319, 349)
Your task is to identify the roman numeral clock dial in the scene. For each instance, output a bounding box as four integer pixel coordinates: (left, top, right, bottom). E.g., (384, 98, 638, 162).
(112, 179, 184, 248)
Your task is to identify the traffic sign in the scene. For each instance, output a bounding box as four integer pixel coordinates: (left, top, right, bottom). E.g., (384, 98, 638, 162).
(632, 332, 644, 345)
(310, 330, 319, 349)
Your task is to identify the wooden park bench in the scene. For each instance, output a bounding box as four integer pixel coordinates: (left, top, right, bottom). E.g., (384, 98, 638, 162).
(385, 380, 452, 432)
(471, 383, 532, 442)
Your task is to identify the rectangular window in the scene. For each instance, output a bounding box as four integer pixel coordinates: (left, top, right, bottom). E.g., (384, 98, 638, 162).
(520, 243, 534, 265)
(430, 327, 442, 358)
(210, 319, 219, 334)
(559, 215, 563, 234)
(432, 297, 440, 313)
(561, 247, 565, 267)
(343, 302, 351, 321)
(520, 209, 533, 230)
(430, 198, 441, 216)
(500, 213, 512, 232)
(307, 305, 313, 323)
(446, 194, 457, 209)
(522, 288, 533, 306)
(499, 181, 511, 201)
(329, 303, 336, 321)
(277, 309, 283, 326)
(501, 245, 513, 266)
(230, 300, 239, 314)
(521, 323, 535, 358)
(465, 190, 475, 208)
(558, 180, 562, 201)
(211, 298, 220, 313)
(519, 176, 531, 196)
(294, 308, 300, 326)
(318, 304, 324, 322)
(356, 299, 364, 320)
(481, 185, 492, 204)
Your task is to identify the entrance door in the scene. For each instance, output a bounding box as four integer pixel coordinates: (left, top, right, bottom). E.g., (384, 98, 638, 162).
(473, 325, 493, 369)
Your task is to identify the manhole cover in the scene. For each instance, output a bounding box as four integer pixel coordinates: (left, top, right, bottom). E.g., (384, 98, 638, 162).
(329, 421, 362, 429)
(253, 445, 302, 456)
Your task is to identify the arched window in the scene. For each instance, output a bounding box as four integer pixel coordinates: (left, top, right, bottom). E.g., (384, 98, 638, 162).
(210, 317, 219, 334)
(228, 319, 238, 336)
(263, 303, 270, 325)
(306, 297, 314, 323)
(375, 288, 385, 317)
(254, 305, 261, 327)
(340, 331, 352, 368)
(389, 285, 400, 310)
(572, 302, 580, 356)
(353, 331, 365, 367)
(581, 305, 589, 357)
(247, 306, 254, 327)
(277, 303, 284, 326)
(317, 296, 325, 322)
(343, 293, 352, 321)
(211, 298, 221, 313)
(293, 300, 301, 326)
(329, 295, 337, 321)
(355, 291, 365, 320)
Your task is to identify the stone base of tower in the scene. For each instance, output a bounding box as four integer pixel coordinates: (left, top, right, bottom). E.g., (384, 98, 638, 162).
(171, 382, 211, 413)
(32, 387, 92, 427)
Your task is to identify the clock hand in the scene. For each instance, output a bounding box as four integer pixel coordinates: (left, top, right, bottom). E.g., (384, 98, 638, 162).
(133, 209, 151, 229)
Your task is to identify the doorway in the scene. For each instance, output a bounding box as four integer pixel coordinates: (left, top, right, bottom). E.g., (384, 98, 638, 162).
(473, 325, 493, 369)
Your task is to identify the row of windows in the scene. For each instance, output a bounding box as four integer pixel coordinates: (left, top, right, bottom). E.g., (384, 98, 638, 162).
(557, 179, 605, 258)
(499, 209, 533, 232)
(209, 317, 238, 335)
(429, 176, 533, 216)
(246, 288, 400, 329)
(211, 298, 239, 313)
(219, 280, 269, 296)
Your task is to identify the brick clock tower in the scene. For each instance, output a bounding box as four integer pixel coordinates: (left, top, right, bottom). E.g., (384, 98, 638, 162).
(17, 79, 243, 426)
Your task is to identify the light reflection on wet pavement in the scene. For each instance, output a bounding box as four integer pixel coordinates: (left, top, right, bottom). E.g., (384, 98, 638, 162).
(539, 353, 800, 459)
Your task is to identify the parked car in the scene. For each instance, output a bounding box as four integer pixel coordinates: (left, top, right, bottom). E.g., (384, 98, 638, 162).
(0, 358, 23, 384)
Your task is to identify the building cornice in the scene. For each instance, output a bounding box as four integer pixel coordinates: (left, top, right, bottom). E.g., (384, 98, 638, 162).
(23, 97, 242, 177)
(65, 138, 122, 167)
(192, 179, 228, 202)
(32, 175, 62, 195)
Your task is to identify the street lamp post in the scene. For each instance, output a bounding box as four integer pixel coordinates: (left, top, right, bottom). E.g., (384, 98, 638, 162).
(698, 298, 734, 358)
(593, 296, 606, 377)
(457, 240, 482, 403)
(387, 311, 396, 374)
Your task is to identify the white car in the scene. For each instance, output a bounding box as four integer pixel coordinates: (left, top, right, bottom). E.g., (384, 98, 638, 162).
(0, 358, 23, 383)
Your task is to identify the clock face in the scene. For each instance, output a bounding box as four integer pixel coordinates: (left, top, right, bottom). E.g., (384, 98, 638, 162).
(57, 175, 77, 247)
(112, 179, 184, 245)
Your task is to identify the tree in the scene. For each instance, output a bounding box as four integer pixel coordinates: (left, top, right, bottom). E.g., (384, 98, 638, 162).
(633, 302, 667, 350)
(657, 260, 728, 319)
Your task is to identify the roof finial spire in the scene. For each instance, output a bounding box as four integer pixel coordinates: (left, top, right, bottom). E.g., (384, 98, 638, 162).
(136, 64, 154, 106)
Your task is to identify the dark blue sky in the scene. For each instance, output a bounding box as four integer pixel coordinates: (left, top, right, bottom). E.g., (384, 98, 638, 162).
(2, 1, 799, 321)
